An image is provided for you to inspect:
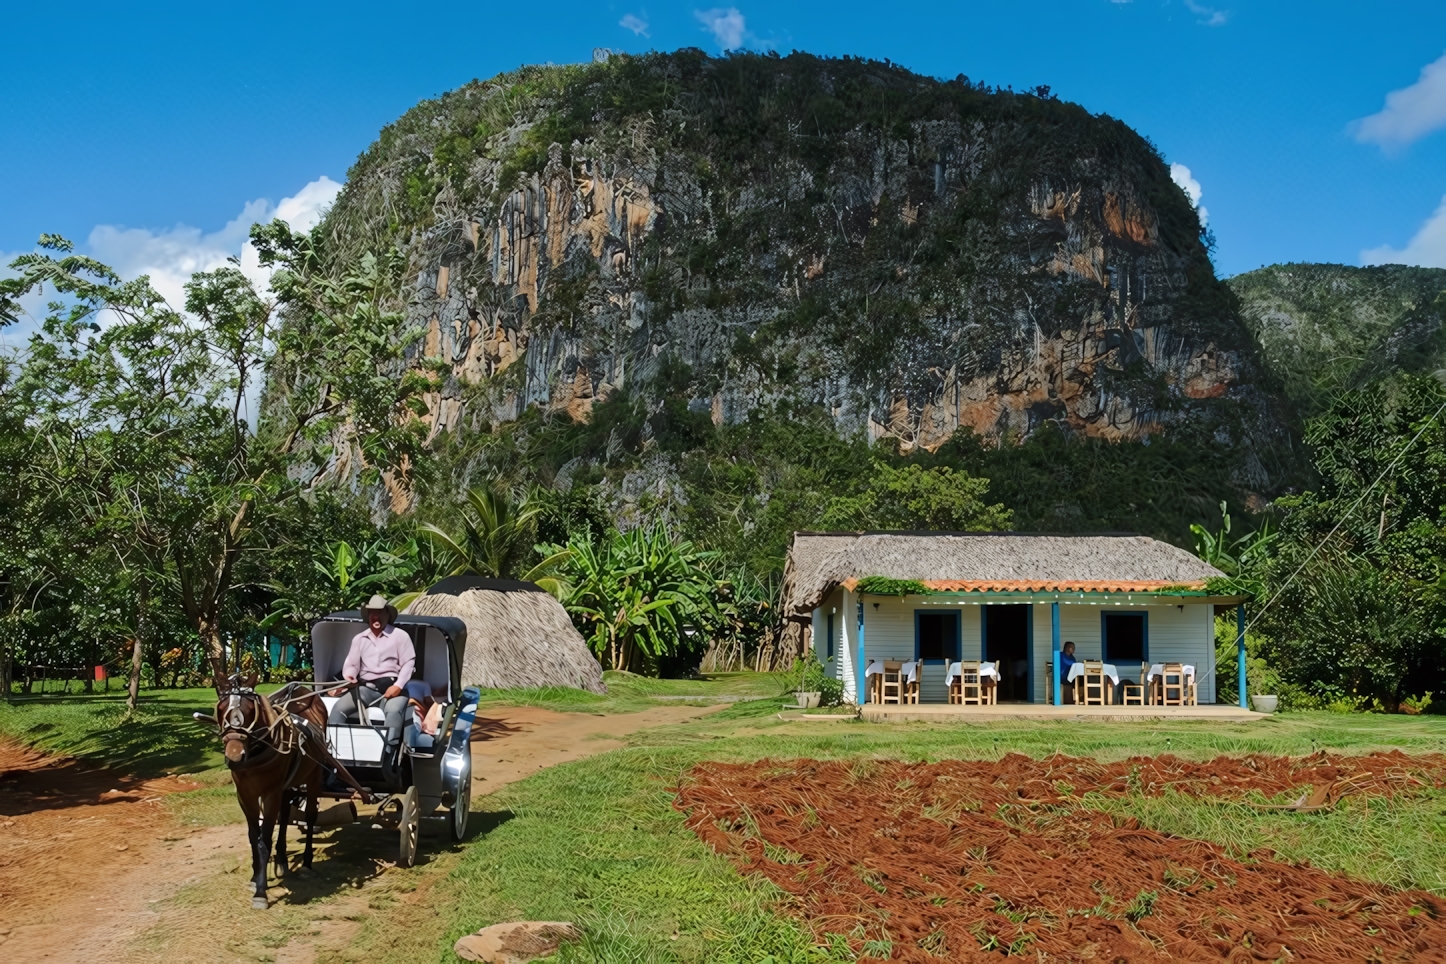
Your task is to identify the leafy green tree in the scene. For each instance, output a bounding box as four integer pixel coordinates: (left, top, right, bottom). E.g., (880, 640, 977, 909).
(818, 461, 1012, 531)
(1, 227, 435, 687)
(419, 482, 571, 596)
(1249, 375, 1446, 710)
(557, 525, 719, 673)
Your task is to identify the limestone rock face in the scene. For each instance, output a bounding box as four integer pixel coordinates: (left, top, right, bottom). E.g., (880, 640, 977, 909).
(453, 921, 583, 963)
(320, 51, 1291, 493)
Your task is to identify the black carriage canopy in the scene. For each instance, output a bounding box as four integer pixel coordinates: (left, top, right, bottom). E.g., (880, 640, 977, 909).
(310, 611, 467, 702)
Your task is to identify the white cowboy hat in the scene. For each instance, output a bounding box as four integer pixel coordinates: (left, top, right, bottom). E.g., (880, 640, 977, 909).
(360, 594, 398, 623)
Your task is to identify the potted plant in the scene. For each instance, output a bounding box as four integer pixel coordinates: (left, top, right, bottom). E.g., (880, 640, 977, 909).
(1251, 694, 1278, 713)
(793, 653, 825, 708)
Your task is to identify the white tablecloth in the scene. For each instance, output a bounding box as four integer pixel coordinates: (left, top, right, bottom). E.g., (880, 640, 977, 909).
(1067, 662, 1120, 685)
(1147, 664, 1196, 682)
(864, 660, 920, 683)
(946, 661, 1001, 685)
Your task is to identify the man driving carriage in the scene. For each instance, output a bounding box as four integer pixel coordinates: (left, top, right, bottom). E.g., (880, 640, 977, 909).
(328, 595, 415, 758)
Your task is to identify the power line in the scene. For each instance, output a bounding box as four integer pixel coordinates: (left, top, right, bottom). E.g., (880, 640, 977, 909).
(1247, 396, 1446, 633)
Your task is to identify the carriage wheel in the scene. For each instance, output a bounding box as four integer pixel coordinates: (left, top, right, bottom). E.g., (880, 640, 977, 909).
(450, 754, 471, 842)
(398, 786, 420, 868)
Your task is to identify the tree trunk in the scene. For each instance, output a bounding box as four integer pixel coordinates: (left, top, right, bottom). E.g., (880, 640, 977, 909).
(200, 616, 228, 690)
(127, 576, 148, 714)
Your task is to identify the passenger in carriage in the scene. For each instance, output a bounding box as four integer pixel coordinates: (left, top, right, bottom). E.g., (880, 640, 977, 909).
(328, 595, 416, 756)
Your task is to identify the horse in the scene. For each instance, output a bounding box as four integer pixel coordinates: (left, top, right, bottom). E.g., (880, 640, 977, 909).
(206, 675, 370, 909)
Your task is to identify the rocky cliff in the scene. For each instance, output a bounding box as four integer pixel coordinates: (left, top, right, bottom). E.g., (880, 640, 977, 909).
(318, 50, 1292, 494)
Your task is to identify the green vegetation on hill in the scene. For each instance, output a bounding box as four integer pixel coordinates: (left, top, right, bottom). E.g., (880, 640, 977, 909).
(1230, 263, 1446, 417)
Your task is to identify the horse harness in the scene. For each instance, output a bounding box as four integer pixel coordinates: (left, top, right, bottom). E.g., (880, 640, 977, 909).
(221, 687, 328, 787)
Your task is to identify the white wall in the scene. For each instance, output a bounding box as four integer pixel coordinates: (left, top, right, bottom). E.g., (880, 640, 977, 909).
(813, 595, 1217, 704)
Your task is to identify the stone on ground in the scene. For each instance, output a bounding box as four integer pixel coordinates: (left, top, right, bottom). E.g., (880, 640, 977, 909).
(453, 922, 582, 963)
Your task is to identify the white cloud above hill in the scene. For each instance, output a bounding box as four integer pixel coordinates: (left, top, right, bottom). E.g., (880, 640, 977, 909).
(1362, 194, 1446, 268)
(1351, 51, 1446, 150)
(1170, 162, 1208, 225)
(695, 8, 746, 50)
(86, 176, 342, 309)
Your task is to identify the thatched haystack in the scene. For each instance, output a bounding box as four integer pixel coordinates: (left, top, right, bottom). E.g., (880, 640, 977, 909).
(403, 576, 606, 694)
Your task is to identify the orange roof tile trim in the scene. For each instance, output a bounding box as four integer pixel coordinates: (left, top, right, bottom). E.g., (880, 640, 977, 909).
(842, 578, 1209, 594)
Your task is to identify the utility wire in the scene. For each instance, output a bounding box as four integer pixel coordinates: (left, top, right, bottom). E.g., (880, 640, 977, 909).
(1246, 396, 1446, 633)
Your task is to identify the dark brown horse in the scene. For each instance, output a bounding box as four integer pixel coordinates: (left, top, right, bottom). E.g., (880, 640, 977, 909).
(208, 676, 370, 909)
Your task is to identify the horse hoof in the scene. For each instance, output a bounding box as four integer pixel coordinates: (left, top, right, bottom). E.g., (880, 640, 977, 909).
(252, 897, 269, 910)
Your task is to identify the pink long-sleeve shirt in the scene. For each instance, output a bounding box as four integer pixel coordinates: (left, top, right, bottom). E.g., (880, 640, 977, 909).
(342, 624, 415, 689)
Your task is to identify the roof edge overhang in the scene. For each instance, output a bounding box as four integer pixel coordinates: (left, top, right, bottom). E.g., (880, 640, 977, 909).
(842, 578, 1210, 594)
(806, 580, 1248, 608)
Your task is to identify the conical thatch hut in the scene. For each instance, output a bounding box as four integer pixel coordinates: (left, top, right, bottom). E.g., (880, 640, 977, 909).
(403, 576, 606, 694)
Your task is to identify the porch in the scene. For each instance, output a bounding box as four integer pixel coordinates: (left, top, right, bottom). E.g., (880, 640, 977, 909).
(860, 702, 1265, 722)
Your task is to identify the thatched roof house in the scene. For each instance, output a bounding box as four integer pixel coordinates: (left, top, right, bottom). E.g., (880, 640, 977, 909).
(782, 531, 1244, 708)
(403, 576, 606, 694)
(783, 531, 1225, 621)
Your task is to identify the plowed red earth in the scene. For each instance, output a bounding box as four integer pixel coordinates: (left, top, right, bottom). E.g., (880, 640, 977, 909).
(676, 753, 1446, 963)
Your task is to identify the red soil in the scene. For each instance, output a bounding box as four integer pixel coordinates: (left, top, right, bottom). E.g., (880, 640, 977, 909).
(676, 753, 1446, 963)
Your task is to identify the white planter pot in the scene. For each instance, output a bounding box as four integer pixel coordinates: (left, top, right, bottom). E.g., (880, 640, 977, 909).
(1251, 694, 1278, 714)
(795, 690, 822, 709)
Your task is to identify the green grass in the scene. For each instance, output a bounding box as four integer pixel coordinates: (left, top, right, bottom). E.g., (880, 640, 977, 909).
(472, 671, 797, 714)
(0, 686, 242, 775)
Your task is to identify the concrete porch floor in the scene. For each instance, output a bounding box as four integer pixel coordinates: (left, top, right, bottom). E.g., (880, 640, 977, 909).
(860, 703, 1266, 722)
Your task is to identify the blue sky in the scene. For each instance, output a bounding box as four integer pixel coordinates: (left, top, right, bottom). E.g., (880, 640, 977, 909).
(2, 0, 1444, 289)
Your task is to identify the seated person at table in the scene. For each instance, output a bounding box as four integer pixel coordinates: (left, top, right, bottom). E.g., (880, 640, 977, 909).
(1059, 641, 1077, 704)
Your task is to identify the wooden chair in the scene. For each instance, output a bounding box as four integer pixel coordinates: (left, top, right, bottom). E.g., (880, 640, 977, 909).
(951, 661, 983, 705)
(878, 660, 904, 705)
(1159, 663, 1186, 706)
(1076, 661, 1107, 705)
(1120, 663, 1148, 706)
(903, 662, 921, 704)
(1184, 668, 1198, 706)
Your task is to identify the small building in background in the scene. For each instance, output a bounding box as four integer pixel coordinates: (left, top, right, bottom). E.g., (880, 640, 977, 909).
(782, 531, 1241, 705)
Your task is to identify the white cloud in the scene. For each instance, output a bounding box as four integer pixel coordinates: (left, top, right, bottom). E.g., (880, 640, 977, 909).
(1350, 51, 1446, 150)
(1170, 162, 1209, 225)
(1183, 0, 1228, 26)
(619, 12, 650, 37)
(695, 7, 746, 50)
(1362, 194, 1446, 268)
(87, 176, 341, 308)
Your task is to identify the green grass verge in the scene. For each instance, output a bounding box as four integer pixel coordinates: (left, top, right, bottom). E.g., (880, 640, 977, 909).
(0, 686, 239, 775)
(472, 671, 797, 714)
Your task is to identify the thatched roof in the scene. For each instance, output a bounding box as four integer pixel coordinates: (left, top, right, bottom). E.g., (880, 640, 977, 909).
(783, 531, 1225, 619)
(403, 578, 606, 694)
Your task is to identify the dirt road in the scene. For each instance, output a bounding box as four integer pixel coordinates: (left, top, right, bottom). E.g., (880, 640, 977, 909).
(0, 702, 724, 964)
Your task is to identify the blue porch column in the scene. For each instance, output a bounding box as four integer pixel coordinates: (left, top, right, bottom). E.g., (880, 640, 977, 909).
(1051, 601, 1062, 706)
(1236, 603, 1247, 709)
(857, 596, 867, 705)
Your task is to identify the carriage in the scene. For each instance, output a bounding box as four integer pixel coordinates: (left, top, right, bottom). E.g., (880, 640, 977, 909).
(309, 610, 479, 867)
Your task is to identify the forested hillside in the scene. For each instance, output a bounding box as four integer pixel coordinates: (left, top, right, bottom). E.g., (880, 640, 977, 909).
(302, 49, 1301, 565)
(1230, 263, 1446, 417)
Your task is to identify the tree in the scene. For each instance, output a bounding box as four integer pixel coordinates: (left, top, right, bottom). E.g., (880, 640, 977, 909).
(557, 525, 719, 673)
(418, 482, 571, 596)
(1, 226, 435, 688)
(1248, 375, 1446, 710)
(819, 461, 1012, 531)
